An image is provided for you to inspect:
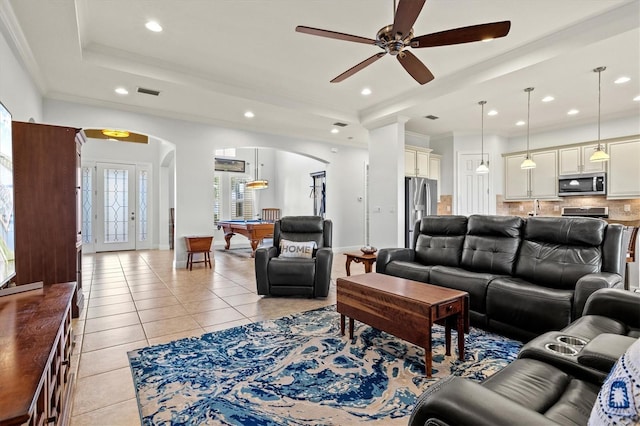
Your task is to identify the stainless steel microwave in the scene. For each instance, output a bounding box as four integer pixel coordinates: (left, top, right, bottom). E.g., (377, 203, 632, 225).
(558, 172, 606, 196)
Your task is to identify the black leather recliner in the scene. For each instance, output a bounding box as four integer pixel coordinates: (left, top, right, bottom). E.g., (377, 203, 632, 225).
(255, 216, 333, 297)
(408, 288, 640, 426)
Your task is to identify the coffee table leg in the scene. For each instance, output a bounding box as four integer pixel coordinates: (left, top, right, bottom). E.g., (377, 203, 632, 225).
(349, 318, 354, 339)
(425, 333, 432, 378)
(340, 314, 345, 336)
(457, 312, 465, 361)
(445, 318, 452, 356)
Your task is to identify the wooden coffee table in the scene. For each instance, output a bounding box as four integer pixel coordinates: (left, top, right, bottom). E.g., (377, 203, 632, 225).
(336, 273, 469, 377)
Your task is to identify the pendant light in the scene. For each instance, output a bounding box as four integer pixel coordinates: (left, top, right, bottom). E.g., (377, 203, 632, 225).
(476, 100, 489, 174)
(246, 148, 269, 190)
(520, 87, 536, 169)
(589, 66, 609, 162)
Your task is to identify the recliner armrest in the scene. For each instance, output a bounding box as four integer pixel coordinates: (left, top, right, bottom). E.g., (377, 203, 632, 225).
(573, 273, 623, 319)
(409, 376, 556, 426)
(314, 247, 333, 297)
(255, 246, 278, 295)
(578, 333, 637, 372)
(581, 288, 640, 329)
(375, 248, 415, 273)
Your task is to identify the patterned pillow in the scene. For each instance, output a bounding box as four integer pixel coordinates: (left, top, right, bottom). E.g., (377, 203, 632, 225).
(588, 338, 640, 425)
(279, 239, 316, 259)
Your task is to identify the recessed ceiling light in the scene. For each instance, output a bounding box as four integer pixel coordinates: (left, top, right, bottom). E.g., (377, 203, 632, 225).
(244, 111, 255, 118)
(541, 96, 555, 102)
(515, 120, 525, 126)
(115, 87, 129, 95)
(614, 76, 630, 84)
(634, 95, 640, 102)
(145, 21, 163, 32)
(567, 109, 579, 115)
(487, 110, 498, 116)
(361, 88, 372, 96)
(331, 128, 339, 134)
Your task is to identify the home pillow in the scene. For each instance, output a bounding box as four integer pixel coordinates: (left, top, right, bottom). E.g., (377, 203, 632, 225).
(279, 239, 316, 259)
(588, 337, 640, 425)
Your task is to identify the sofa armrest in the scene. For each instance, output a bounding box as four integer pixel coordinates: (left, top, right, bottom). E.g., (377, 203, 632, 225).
(578, 333, 637, 372)
(409, 376, 556, 426)
(573, 273, 623, 319)
(375, 248, 414, 273)
(581, 288, 640, 328)
(255, 246, 278, 295)
(314, 248, 333, 297)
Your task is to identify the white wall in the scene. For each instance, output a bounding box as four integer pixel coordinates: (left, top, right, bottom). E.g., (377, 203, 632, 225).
(42, 99, 369, 266)
(0, 24, 42, 122)
(273, 150, 324, 216)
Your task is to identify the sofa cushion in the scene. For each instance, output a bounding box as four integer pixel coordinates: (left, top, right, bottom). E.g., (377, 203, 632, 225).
(268, 257, 315, 286)
(384, 261, 431, 283)
(487, 277, 573, 335)
(524, 217, 606, 246)
(429, 266, 499, 314)
(414, 216, 467, 267)
(461, 215, 523, 275)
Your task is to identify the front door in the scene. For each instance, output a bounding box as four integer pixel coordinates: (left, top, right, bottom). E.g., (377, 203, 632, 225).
(96, 163, 137, 251)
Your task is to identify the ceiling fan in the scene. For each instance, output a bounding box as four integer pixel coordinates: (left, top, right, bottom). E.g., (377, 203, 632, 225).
(295, 0, 511, 84)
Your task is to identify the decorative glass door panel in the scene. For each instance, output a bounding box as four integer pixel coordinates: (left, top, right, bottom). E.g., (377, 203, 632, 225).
(96, 163, 136, 251)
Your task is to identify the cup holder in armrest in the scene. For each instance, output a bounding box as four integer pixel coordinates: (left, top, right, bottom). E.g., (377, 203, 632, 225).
(545, 343, 579, 356)
(556, 335, 587, 347)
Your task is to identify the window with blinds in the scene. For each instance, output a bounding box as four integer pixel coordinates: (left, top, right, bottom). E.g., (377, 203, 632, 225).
(215, 174, 254, 222)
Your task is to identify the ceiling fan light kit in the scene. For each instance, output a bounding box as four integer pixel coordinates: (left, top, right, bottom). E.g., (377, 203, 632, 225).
(590, 66, 610, 163)
(295, 0, 511, 84)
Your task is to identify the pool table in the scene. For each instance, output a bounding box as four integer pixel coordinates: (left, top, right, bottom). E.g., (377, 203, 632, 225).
(216, 220, 275, 257)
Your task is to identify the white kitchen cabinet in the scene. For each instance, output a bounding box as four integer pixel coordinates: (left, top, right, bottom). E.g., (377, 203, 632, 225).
(405, 146, 431, 177)
(559, 144, 605, 175)
(607, 138, 640, 199)
(428, 154, 441, 201)
(504, 150, 558, 200)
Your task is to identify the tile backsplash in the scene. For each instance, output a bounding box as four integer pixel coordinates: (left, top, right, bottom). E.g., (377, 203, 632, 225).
(496, 195, 640, 221)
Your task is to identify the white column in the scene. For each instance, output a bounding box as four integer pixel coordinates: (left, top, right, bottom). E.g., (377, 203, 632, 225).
(367, 117, 408, 249)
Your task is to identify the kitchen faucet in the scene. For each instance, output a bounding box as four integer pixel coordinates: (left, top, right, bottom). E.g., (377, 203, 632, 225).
(533, 199, 540, 216)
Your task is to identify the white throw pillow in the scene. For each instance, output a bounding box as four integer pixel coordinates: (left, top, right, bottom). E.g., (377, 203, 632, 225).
(588, 337, 640, 425)
(279, 239, 316, 259)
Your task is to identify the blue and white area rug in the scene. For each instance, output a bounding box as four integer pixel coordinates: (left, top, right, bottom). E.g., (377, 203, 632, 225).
(128, 306, 521, 425)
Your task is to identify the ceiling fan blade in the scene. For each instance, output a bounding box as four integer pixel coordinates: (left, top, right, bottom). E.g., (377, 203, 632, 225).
(392, 0, 426, 40)
(331, 52, 387, 83)
(410, 21, 511, 48)
(397, 50, 434, 85)
(295, 26, 376, 45)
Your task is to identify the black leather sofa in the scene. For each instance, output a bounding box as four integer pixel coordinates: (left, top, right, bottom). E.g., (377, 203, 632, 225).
(408, 288, 640, 426)
(377, 215, 625, 341)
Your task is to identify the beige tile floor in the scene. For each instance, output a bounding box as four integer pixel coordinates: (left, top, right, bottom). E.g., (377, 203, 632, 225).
(69, 248, 355, 425)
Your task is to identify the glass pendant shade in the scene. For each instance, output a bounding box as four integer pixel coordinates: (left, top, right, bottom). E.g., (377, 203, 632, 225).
(520, 157, 536, 169)
(245, 179, 269, 190)
(520, 87, 536, 169)
(476, 100, 489, 174)
(476, 161, 489, 174)
(589, 66, 609, 163)
(247, 148, 268, 190)
(589, 146, 610, 162)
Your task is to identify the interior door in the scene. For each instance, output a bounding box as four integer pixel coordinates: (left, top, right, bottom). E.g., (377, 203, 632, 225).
(96, 163, 136, 251)
(457, 153, 490, 215)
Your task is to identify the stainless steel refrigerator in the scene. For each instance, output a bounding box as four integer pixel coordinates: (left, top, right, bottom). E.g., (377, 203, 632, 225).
(405, 177, 438, 248)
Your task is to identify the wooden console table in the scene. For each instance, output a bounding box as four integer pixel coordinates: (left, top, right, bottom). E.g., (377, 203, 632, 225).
(0, 282, 76, 425)
(184, 236, 213, 270)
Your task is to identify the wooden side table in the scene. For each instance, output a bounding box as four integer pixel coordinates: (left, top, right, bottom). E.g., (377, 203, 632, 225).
(344, 251, 377, 276)
(184, 236, 213, 270)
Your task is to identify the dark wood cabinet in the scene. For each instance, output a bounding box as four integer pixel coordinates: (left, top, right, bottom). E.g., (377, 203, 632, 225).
(0, 282, 75, 426)
(12, 121, 84, 317)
